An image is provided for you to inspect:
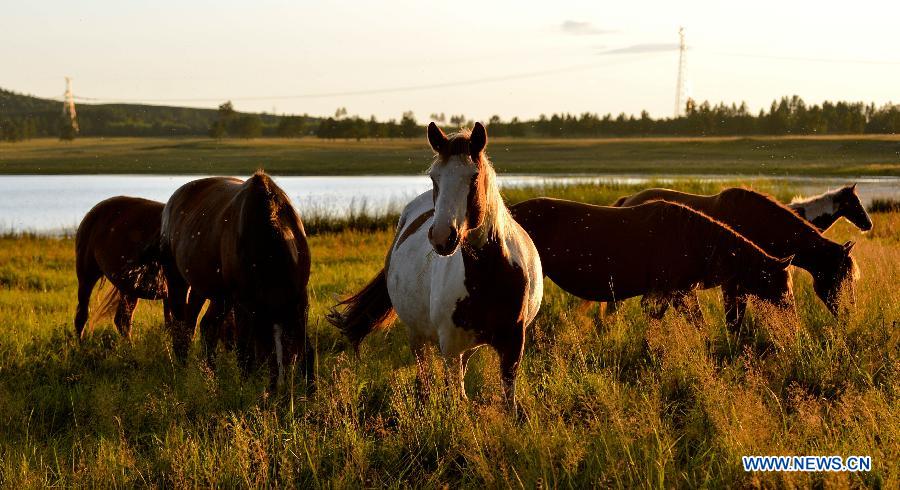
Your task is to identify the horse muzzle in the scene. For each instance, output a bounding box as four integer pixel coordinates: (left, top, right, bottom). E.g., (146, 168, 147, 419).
(428, 225, 460, 256)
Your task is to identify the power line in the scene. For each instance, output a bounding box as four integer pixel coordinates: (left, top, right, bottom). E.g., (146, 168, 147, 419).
(704, 50, 900, 65)
(55, 54, 664, 105)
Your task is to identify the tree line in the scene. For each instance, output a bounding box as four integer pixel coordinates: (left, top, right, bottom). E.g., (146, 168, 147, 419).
(2, 87, 899, 142)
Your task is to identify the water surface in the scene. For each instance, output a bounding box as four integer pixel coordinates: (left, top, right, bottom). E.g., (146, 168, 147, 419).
(1, 174, 898, 234)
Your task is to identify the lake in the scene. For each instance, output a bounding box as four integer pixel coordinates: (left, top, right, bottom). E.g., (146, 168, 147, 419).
(1, 174, 899, 234)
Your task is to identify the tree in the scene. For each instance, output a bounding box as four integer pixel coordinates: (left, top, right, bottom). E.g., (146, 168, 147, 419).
(277, 116, 307, 137)
(209, 101, 236, 138)
(230, 114, 263, 138)
(399, 111, 418, 138)
(58, 115, 77, 141)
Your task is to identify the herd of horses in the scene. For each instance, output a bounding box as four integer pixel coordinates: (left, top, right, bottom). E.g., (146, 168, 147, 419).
(74, 122, 870, 412)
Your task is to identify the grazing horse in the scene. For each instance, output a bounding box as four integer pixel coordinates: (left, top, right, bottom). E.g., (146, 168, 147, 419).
(510, 198, 795, 327)
(328, 122, 543, 413)
(613, 188, 858, 317)
(161, 172, 314, 390)
(75, 196, 169, 339)
(788, 184, 873, 233)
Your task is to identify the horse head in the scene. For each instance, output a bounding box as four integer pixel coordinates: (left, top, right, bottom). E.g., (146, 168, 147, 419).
(813, 240, 858, 314)
(426, 121, 491, 256)
(838, 184, 873, 232)
(743, 254, 796, 309)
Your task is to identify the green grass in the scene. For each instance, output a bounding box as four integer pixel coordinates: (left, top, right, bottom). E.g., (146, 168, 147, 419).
(0, 181, 898, 487)
(2, 135, 900, 175)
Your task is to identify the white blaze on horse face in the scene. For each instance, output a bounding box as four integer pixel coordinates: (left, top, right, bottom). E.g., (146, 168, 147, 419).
(429, 156, 477, 254)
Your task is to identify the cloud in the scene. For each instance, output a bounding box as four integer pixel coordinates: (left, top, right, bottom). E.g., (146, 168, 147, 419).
(597, 43, 680, 55)
(561, 20, 614, 36)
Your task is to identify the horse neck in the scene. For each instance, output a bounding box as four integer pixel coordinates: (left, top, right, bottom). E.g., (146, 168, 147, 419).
(721, 191, 822, 266)
(465, 166, 510, 250)
(791, 238, 842, 277)
(794, 191, 840, 231)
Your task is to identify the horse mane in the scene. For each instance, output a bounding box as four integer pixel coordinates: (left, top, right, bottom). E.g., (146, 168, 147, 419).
(650, 199, 781, 261)
(789, 185, 845, 206)
(240, 171, 306, 275)
(429, 130, 509, 242)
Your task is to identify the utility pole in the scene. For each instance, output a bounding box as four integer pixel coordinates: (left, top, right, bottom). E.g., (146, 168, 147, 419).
(62, 77, 79, 133)
(674, 27, 687, 118)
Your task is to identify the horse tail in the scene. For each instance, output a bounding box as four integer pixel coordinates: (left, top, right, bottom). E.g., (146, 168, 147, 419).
(326, 268, 397, 352)
(88, 277, 122, 332)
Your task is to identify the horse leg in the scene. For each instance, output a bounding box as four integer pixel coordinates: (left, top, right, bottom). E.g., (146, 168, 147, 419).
(722, 287, 747, 333)
(641, 293, 670, 320)
(604, 299, 620, 318)
(199, 299, 229, 368)
(162, 298, 174, 329)
(234, 306, 255, 375)
(411, 341, 431, 405)
(456, 347, 479, 401)
(268, 330, 281, 393)
(114, 295, 139, 339)
(673, 291, 704, 326)
(496, 325, 525, 417)
(172, 290, 204, 362)
(162, 264, 192, 362)
(74, 258, 101, 340)
(296, 327, 317, 395)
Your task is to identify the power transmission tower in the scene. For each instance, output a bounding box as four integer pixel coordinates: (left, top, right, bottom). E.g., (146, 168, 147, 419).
(62, 76, 79, 133)
(674, 27, 688, 118)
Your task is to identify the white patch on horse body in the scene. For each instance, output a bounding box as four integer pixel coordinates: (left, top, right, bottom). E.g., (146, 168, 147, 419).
(273, 323, 285, 385)
(789, 189, 838, 222)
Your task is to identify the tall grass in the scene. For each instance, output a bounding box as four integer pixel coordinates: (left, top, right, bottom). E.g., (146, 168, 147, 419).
(0, 186, 896, 487)
(869, 198, 900, 214)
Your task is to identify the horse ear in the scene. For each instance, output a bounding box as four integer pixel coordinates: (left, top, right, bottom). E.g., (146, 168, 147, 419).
(850, 183, 857, 192)
(778, 254, 795, 268)
(843, 240, 855, 253)
(470, 122, 487, 157)
(428, 122, 448, 153)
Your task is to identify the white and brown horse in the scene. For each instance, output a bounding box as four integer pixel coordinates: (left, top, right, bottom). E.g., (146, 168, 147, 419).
(328, 122, 543, 413)
(788, 184, 873, 233)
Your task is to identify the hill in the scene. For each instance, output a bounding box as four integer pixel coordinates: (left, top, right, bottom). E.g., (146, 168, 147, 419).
(0, 88, 290, 138)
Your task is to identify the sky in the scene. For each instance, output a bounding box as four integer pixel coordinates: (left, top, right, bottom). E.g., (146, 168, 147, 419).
(2, 0, 899, 121)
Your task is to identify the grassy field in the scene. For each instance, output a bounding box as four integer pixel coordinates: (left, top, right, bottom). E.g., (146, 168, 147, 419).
(2, 135, 900, 176)
(0, 181, 898, 487)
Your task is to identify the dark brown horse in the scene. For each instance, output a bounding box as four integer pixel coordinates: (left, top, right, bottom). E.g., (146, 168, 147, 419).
(613, 187, 858, 315)
(160, 172, 313, 390)
(75, 196, 169, 339)
(75, 196, 233, 347)
(510, 198, 795, 327)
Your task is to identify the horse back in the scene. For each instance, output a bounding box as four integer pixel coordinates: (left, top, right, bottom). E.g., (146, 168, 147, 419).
(511, 198, 717, 301)
(162, 177, 244, 295)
